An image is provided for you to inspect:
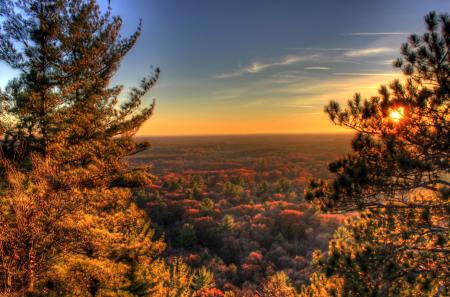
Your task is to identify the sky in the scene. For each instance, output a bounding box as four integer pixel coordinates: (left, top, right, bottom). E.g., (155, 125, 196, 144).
(1, 0, 449, 135)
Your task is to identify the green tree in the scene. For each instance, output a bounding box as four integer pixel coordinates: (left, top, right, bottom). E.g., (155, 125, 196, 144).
(192, 266, 216, 292)
(187, 185, 203, 200)
(177, 223, 198, 248)
(304, 12, 449, 296)
(0, 0, 166, 295)
(200, 198, 215, 213)
(275, 177, 291, 193)
(219, 214, 236, 233)
(256, 181, 270, 195)
(222, 181, 244, 198)
(0, 1, 158, 168)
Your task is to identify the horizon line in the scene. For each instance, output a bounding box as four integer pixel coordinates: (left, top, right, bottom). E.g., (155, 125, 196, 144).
(135, 131, 353, 138)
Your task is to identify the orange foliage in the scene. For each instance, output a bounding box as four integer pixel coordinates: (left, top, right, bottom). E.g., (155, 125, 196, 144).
(228, 204, 257, 216)
(146, 184, 162, 190)
(253, 213, 264, 221)
(273, 193, 286, 200)
(192, 216, 214, 229)
(185, 208, 200, 217)
(187, 253, 201, 265)
(248, 251, 264, 262)
(181, 199, 199, 206)
(279, 210, 304, 224)
(194, 288, 224, 297)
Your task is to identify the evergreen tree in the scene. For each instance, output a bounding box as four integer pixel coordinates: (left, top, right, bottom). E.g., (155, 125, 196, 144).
(0, 0, 165, 295)
(219, 215, 235, 233)
(0, 0, 158, 169)
(157, 260, 219, 297)
(177, 223, 198, 248)
(304, 11, 449, 296)
(162, 257, 194, 297)
(200, 198, 215, 213)
(260, 272, 297, 297)
(300, 213, 445, 297)
(192, 266, 216, 292)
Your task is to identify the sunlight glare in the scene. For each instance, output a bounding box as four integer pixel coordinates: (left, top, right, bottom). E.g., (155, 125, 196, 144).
(389, 107, 404, 122)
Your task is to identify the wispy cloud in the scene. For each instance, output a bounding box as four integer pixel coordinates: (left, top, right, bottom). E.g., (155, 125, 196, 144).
(344, 47, 394, 57)
(215, 55, 308, 79)
(285, 47, 354, 51)
(210, 88, 248, 101)
(380, 59, 395, 65)
(211, 94, 240, 101)
(344, 32, 409, 36)
(278, 103, 316, 109)
(333, 72, 398, 76)
(304, 66, 330, 70)
(284, 46, 396, 64)
(241, 99, 271, 108)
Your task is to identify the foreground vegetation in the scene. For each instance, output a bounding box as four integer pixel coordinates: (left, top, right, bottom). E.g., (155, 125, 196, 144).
(303, 11, 449, 296)
(0, 0, 448, 296)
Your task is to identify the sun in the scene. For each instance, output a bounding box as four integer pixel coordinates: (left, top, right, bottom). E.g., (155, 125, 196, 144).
(389, 107, 404, 122)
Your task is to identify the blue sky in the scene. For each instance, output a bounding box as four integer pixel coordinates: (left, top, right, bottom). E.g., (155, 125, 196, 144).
(1, 0, 449, 135)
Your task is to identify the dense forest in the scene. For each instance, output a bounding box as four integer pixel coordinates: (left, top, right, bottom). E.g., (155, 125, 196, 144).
(129, 135, 352, 292)
(0, 1, 448, 296)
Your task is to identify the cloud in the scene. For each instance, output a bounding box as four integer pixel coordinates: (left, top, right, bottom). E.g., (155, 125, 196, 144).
(344, 47, 394, 57)
(285, 47, 354, 51)
(333, 72, 398, 76)
(344, 32, 409, 36)
(214, 73, 241, 79)
(215, 55, 307, 79)
(241, 99, 271, 108)
(211, 94, 240, 101)
(380, 59, 395, 65)
(279, 103, 316, 108)
(304, 66, 330, 70)
(210, 88, 249, 101)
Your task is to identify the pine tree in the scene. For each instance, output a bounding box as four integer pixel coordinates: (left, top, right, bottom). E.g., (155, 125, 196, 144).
(301, 213, 448, 297)
(260, 272, 297, 297)
(219, 215, 235, 233)
(0, 0, 166, 295)
(0, 0, 158, 169)
(177, 223, 198, 248)
(192, 266, 216, 293)
(162, 257, 194, 297)
(303, 11, 449, 296)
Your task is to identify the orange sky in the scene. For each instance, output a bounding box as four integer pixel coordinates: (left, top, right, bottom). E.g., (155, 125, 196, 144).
(136, 73, 399, 136)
